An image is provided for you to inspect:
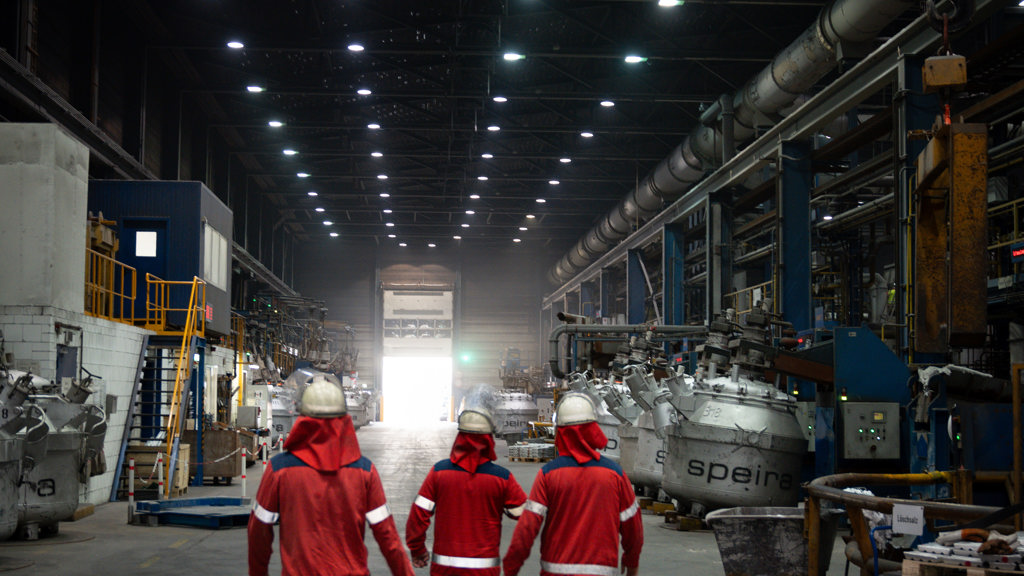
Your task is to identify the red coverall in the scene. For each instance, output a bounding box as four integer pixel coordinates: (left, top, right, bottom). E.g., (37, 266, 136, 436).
(248, 415, 414, 576)
(406, 432, 527, 576)
(503, 422, 643, 576)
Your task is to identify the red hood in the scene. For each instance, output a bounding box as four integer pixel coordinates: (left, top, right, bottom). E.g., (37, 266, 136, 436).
(450, 431, 496, 474)
(283, 414, 362, 471)
(555, 421, 607, 464)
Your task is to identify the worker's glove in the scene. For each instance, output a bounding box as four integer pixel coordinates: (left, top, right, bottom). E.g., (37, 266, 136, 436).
(412, 552, 430, 568)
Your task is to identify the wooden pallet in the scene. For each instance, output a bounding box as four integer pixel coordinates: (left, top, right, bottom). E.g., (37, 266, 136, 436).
(903, 559, 1024, 576)
(509, 456, 552, 463)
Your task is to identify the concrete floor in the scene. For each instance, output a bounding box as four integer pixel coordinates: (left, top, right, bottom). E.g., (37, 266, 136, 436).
(0, 423, 852, 575)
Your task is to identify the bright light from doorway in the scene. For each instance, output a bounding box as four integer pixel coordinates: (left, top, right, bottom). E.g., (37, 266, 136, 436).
(382, 356, 452, 424)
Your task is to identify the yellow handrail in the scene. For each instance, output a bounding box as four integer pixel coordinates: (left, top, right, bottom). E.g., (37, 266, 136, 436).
(143, 273, 206, 337)
(722, 280, 774, 315)
(163, 276, 206, 497)
(84, 249, 137, 324)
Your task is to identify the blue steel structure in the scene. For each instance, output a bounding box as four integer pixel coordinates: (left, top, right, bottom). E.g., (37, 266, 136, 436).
(663, 224, 686, 326)
(626, 249, 646, 324)
(779, 141, 812, 333)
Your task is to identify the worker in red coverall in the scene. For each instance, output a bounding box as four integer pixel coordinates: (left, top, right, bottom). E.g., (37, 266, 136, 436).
(504, 392, 643, 576)
(406, 404, 527, 575)
(248, 372, 414, 576)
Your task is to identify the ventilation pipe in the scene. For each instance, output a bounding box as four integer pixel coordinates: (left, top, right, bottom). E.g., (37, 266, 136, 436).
(547, 0, 918, 286)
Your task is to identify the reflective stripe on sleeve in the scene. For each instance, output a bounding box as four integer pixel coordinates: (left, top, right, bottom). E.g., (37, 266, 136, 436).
(523, 499, 547, 517)
(253, 503, 279, 524)
(414, 495, 436, 512)
(540, 561, 618, 576)
(432, 554, 500, 569)
(366, 503, 391, 525)
(619, 499, 639, 522)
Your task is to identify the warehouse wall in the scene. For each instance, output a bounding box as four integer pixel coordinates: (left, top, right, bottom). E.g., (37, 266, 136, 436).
(0, 305, 151, 505)
(292, 239, 546, 397)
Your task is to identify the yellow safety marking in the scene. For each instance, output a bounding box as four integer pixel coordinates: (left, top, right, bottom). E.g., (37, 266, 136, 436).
(169, 538, 189, 549)
(139, 555, 160, 569)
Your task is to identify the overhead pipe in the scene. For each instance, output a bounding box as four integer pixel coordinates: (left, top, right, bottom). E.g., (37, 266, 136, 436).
(547, 0, 918, 286)
(548, 323, 706, 379)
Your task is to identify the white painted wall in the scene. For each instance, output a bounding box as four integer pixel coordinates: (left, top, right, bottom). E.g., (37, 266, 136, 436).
(0, 305, 151, 505)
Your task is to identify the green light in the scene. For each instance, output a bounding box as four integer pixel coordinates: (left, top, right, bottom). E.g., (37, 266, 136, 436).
(858, 428, 864, 434)
(869, 428, 876, 434)
(460, 353, 471, 363)
(840, 395, 848, 401)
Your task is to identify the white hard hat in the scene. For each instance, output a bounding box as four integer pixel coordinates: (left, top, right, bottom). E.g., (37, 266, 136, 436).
(555, 392, 597, 427)
(458, 408, 495, 434)
(297, 374, 347, 418)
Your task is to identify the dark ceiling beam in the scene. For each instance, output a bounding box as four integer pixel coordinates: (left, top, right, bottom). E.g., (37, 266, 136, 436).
(246, 173, 641, 183)
(212, 121, 687, 137)
(192, 88, 721, 104)
(229, 150, 666, 162)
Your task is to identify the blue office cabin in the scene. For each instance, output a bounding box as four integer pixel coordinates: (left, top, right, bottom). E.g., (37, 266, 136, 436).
(88, 180, 233, 336)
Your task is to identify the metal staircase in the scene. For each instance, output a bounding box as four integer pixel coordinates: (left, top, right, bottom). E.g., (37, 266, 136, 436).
(110, 276, 206, 501)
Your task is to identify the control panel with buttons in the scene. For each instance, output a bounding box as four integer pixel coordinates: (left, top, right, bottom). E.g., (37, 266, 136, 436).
(841, 402, 900, 460)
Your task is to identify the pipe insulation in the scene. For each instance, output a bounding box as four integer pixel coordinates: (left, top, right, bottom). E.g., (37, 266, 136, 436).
(547, 0, 917, 286)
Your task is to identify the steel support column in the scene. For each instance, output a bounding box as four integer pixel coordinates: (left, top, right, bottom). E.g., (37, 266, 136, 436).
(896, 54, 940, 364)
(600, 269, 611, 321)
(627, 249, 646, 324)
(581, 283, 595, 318)
(663, 224, 686, 325)
(779, 141, 812, 331)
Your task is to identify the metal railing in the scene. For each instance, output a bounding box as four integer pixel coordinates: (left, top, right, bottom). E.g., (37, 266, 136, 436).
(723, 280, 774, 315)
(163, 276, 206, 498)
(84, 249, 137, 324)
(143, 273, 206, 337)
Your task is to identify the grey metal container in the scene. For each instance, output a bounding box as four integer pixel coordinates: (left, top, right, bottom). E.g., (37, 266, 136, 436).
(622, 412, 664, 490)
(18, 430, 84, 532)
(663, 375, 806, 511)
(596, 408, 621, 463)
(705, 506, 839, 576)
(0, 436, 23, 540)
(493, 392, 538, 441)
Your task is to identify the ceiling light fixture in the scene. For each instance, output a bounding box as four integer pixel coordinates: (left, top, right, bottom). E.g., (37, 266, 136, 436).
(461, 223, 470, 228)
(823, 214, 834, 221)
(315, 207, 325, 212)
(453, 235, 462, 240)
(466, 210, 475, 215)
(624, 55, 648, 64)
(377, 174, 388, 180)
(513, 238, 521, 243)
(428, 243, 436, 248)
(348, 43, 364, 52)
(323, 220, 333, 226)
(282, 149, 298, 156)
(600, 100, 615, 107)
(329, 232, 339, 238)
(371, 151, 383, 158)
(469, 194, 480, 200)
(580, 131, 594, 138)
(487, 125, 500, 132)
(536, 198, 546, 203)
(519, 226, 528, 231)
(386, 222, 395, 227)
(659, 0, 683, 6)
(560, 157, 572, 163)
(526, 214, 536, 219)
(477, 176, 488, 181)
(503, 52, 525, 61)
(493, 96, 508, 103)
(367, 123, 381, 130)
(383, 209, 393, 214)
(398, 242, 407, 247)
(227, 41, 245, 49)
(379, 192, 390, 198)
(549, 180, 560, 185)
(357, 88, 372, 95)
(307, 191, 318, 197)
(268, 120, 284, 128)
(297, 172, 310, 178)
(246, 85, 265, 93)
(388, 234, 396, 238)
(481, 153, 494, 159)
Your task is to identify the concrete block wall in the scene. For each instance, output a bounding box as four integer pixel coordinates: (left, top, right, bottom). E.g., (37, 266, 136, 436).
(0, 124, 89, 313)
(0, 305, 151, 505)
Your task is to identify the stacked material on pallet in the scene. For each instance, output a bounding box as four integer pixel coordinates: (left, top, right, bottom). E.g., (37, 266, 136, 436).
(904, 530, 1024, 572)
(508, 443, 556, 460)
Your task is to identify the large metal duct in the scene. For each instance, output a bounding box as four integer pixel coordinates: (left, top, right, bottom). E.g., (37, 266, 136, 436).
(547, 0, 917, 286)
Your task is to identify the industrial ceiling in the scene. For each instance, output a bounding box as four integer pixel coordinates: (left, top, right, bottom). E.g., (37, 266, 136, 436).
(122, 0, 855, 253)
